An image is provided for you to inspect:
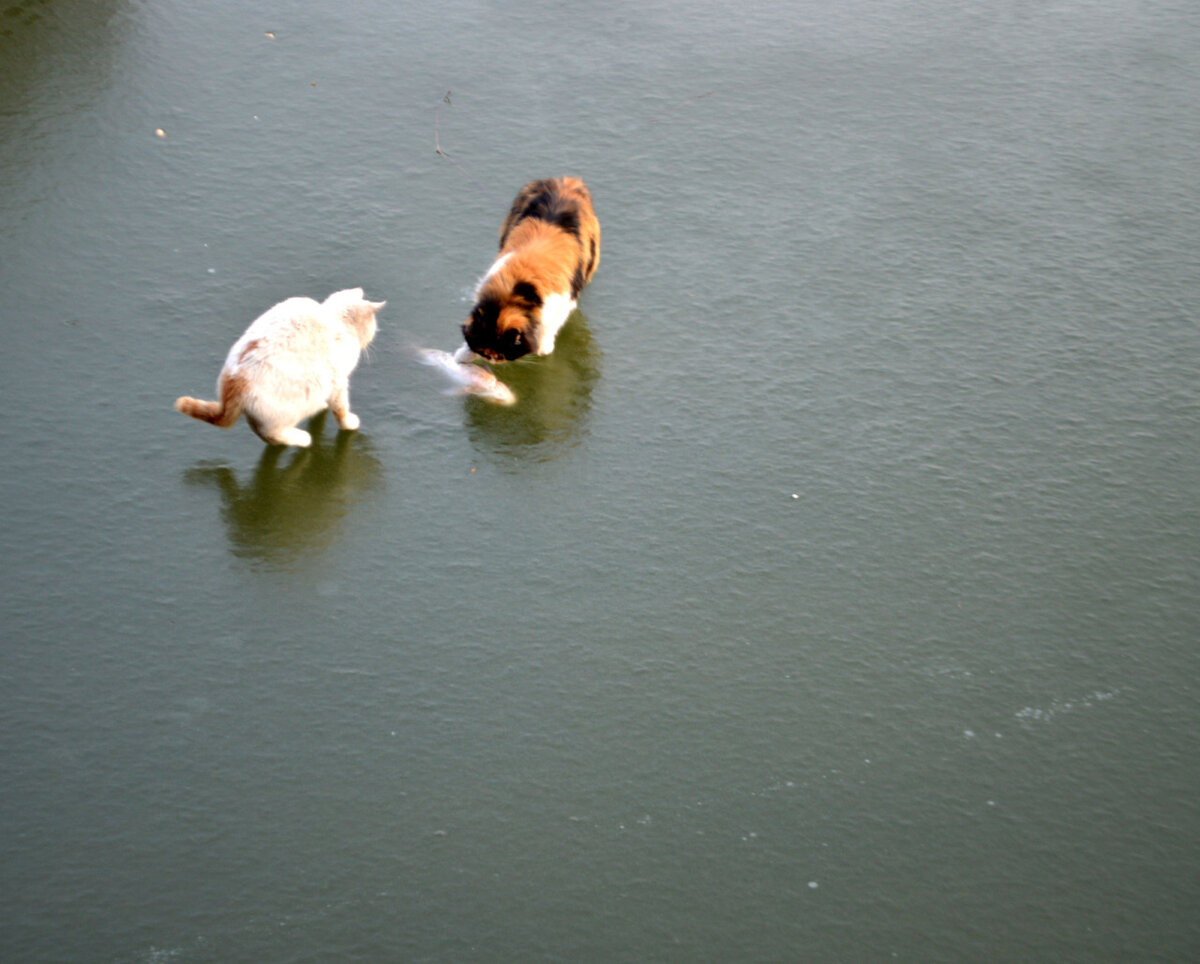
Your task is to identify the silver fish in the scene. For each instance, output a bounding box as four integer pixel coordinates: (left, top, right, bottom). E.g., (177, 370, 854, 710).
(415, 348, 516, 406)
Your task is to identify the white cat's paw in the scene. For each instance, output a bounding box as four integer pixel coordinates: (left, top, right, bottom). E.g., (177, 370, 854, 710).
(340, 412, 360, 432)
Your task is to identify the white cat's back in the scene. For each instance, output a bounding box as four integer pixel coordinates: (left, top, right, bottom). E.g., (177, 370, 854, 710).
(224, 297, 330, 373)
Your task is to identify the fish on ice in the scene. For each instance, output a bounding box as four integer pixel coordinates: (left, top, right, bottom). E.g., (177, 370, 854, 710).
(414, 348, 516, 406)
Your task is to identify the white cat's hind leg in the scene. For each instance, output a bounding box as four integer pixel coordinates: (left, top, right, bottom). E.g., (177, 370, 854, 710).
(271, 427, 313, 447)
(246, 412, 312, 448)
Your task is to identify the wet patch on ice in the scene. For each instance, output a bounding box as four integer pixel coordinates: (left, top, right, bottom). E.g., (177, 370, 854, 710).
(1015, 689, 1120, 725)
(133, 949, 182, 964)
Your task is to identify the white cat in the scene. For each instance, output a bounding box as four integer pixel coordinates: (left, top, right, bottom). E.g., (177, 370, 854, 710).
(175, 288, 384, 447)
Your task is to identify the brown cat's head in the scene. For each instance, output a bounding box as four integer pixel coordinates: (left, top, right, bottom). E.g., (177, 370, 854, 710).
(462, 235, 576, 362)
(462, 276, 542, 362)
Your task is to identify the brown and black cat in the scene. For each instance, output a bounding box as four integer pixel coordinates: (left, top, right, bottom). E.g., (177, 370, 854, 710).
(458, 177, 599, 363)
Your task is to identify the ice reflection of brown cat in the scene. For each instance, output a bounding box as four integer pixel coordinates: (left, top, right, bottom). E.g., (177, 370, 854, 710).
(183, 413, 383, 566)
(463, 311, 600, 463)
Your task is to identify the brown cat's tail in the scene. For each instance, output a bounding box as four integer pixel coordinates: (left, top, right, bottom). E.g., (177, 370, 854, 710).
(174, 374, 246, 429)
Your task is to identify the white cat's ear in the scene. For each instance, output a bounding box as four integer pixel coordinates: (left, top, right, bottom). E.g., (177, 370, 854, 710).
(370, 300, 386, 311)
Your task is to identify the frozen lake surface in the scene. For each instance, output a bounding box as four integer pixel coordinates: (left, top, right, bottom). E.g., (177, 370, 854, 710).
(2, 1, 1198, 960)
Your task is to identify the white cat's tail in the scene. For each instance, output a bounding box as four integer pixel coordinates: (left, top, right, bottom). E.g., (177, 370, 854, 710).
(174, 373, 247, 429)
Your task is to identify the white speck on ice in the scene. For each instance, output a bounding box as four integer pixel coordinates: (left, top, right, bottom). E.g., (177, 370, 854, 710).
(808, 881, 819, 889)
